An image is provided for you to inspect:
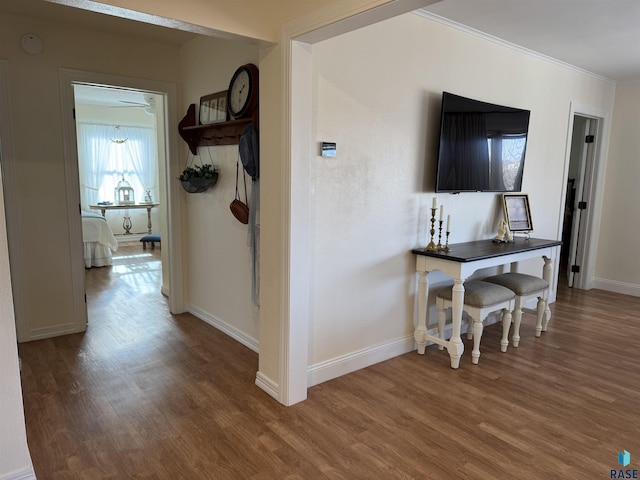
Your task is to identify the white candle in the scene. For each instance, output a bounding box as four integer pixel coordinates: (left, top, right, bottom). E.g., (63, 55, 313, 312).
(439, 205, 444, 221)
(447, 214, 451, 231)
(432, 197, 437, 209)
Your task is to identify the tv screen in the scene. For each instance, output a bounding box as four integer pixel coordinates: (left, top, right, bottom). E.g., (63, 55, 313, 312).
(435, 92, 530, 193)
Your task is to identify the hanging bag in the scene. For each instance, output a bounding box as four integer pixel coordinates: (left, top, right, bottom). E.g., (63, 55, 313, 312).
(230, 156, 249, 224)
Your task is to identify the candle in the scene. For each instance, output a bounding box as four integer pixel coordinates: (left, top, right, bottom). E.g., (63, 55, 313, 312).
(432, 197, 437, 209)
(447, 214, 451, 231)
(439, 205, 444, 221)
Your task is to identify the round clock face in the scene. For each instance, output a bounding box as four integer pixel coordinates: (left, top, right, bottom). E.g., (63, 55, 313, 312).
(227, 64, 258, 119)
(229, 70, 250, 115)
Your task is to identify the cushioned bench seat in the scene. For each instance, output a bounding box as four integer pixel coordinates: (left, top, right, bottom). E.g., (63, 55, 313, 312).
(140, 233, 160, 249)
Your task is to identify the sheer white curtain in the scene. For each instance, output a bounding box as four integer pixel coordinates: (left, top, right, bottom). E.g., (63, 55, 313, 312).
(77, 123, 156, 209)
(121, 125, 156, 197)
(77, 123, 112, 210)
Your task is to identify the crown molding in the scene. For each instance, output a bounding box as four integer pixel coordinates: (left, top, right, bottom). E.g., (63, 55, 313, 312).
(414, 9, 616, 85)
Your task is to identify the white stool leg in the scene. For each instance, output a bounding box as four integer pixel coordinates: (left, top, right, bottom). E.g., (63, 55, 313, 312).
(535, 296, 546, 337)
(500, 308, 512, 352)
(542, 292, 551, 332)
(512, 298, 523, 348)
(471, 318, 483, 364)
(437, 304, 446, 351)
(467, 314, 474, 340)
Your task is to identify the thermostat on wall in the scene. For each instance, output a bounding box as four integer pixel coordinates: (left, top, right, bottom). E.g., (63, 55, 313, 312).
(321, 142, 336, 157)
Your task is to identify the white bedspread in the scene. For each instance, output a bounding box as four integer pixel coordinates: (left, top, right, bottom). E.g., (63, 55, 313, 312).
(82, 211, 118, 268)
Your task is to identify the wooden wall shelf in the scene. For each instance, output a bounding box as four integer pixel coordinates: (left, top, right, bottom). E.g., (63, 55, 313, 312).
(178, 103, 254, 154)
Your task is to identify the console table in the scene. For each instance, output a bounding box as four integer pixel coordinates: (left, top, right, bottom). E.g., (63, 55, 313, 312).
(411, 237, 562, 368)
(89, 203, 159, 235)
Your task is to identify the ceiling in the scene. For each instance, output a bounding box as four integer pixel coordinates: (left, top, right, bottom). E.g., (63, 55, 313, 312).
(1, 0, 639, 84)
(0, 0, 197, 46)
(419, 0, 640, 83)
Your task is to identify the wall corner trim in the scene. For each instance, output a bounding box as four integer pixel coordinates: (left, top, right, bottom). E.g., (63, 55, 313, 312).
(255, 371, 280, 401)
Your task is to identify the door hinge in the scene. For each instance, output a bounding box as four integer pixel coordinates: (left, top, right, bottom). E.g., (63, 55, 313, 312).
(73, 108, 76, 120)
(571, 265, 580, 273)
(585, 135, 595, 143)
(578, 201, 587, 210)
(84, 293, 87, 303)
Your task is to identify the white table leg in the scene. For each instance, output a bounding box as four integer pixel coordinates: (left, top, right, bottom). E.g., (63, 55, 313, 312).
(535, 297, 546, 336)
(414, 271, 429, 355)
(500, 307, 512, 352)
(446, 278, 465, 368)
(471, 317, 483, 365)
(542, 255, 553, 331)
(146, 207, 153, 234)
(437, 301, 446, 350)
(512, 297, 523, 348)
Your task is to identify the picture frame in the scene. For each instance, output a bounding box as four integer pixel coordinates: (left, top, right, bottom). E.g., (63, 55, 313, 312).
(502, 194, 533, 232)
(199, 91, 228, 125)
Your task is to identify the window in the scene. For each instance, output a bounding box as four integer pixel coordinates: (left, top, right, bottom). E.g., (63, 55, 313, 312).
(77, 123, 156, 209)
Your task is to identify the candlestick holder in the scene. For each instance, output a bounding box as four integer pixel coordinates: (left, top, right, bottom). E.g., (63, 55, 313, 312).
(443, 231, 451, 252)
(436, 220, 444, 250)
(425, 208, 437, 251)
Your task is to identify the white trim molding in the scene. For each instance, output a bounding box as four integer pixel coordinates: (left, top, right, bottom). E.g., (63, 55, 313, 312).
(593, 278, 640, 298)
(414, 10, 616, 85)
(307, 336, 416, 387)
(0, 466, 36, 480)
(188, 305, 259, 353)
(255, 372, 280, 401)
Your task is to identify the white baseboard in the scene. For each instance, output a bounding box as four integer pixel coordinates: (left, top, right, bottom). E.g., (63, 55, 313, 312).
(0, 466, 36, 480)
(593, 277, 640, 297)
(307, 335, 416, 387)
(29, 323, 82, 341)
(187, 305, 259, 353)
(255, 371, 280, 401)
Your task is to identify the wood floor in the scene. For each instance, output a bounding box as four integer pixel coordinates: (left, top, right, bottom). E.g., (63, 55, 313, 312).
(19, 248, 640, 479)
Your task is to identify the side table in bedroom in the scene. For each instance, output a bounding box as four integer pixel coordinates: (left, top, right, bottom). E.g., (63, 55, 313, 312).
(89, 203, 159, 235)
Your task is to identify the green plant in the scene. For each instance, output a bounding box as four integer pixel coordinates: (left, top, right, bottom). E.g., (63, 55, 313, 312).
(179, 164, 217, 181)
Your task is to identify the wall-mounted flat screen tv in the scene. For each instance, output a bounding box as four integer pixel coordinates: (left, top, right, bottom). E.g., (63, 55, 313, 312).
(435, 92, 530, 193)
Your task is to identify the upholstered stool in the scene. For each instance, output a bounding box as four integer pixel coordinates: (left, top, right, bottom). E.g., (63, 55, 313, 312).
(483, 273, 550, 347)
(436, 280, 515, 364)
(140, 233, 160, 250)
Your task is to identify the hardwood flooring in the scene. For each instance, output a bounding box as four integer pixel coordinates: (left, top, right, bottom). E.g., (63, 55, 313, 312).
(19, 249, 640, 479)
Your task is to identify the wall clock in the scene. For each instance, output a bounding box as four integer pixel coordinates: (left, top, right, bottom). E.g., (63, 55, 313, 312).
(227, 63, 259, 120)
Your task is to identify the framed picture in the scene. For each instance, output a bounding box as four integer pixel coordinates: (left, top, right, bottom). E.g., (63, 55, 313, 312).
(502, 194, 533, 232)
(199, 91, 228, 125)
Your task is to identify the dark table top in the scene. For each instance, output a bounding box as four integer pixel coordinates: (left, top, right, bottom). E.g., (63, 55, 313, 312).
(411, 237, 562, 263)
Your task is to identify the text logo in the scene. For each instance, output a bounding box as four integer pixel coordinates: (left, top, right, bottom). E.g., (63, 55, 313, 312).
(611, 450, 638, 479)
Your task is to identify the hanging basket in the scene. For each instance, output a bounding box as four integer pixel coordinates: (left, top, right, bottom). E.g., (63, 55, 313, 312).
(180, 171, 219, 193)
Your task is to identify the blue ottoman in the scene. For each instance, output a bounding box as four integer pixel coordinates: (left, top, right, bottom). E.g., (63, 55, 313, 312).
(140, 233, 160, 250)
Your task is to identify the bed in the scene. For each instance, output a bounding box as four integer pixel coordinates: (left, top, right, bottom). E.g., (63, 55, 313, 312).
(82, 211, 118, 268)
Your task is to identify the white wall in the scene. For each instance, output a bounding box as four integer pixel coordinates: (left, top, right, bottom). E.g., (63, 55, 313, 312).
(307, 12, 616, 380)
(179, 35, 260, 349)
(0, 60, 35, 480)
(595, 82, 640, 294)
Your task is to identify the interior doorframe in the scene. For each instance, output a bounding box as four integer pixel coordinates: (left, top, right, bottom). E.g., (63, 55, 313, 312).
(560, 102, 611, 290)
(59, 69, 185, 329)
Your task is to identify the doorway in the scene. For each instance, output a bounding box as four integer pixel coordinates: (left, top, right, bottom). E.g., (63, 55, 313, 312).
(73, 83, 165, 326)
(55, 69, 185, 343)
(560, 110, 603, 290)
